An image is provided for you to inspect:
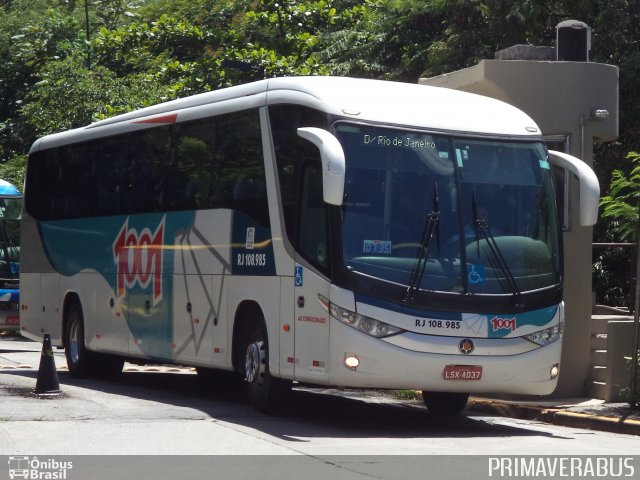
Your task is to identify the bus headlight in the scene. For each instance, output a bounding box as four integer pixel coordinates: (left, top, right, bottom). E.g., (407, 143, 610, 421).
(319, 295, 404, 339)
(524, 322, 564, 346)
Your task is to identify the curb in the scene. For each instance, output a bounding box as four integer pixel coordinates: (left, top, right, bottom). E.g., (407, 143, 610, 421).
(467, 398, 640, 436)
(552, 410, 640, 436)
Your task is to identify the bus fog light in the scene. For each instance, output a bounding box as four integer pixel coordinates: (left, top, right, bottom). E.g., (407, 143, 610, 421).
(344, 354, 360, 370)
(550, 364, 559, 379)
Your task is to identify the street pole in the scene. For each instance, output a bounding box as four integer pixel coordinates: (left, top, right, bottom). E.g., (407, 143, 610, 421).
(631, 230, 640, 409)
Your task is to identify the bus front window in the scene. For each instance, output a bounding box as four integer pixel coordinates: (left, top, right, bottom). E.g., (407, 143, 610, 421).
(335, 124, 561, 298)
(455, 139, 561, 294)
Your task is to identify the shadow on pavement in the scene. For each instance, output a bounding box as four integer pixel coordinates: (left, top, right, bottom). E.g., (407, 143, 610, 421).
(0, 367, 558, 442)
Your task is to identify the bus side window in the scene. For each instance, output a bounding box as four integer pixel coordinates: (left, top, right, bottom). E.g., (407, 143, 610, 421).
(57, 144, 90, 218)
(175, 109, 268, 226)
(93, 137, 131, 216)
(270, 104, 330, 274)
(297, 162, 328, 269)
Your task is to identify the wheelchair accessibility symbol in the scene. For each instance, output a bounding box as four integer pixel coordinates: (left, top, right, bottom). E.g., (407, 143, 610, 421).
(295, 266, 304, 287)
(467, 263, 485, 284)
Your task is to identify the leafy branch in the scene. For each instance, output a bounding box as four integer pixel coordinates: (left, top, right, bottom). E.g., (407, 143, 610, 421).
(600, 152, 640, 242)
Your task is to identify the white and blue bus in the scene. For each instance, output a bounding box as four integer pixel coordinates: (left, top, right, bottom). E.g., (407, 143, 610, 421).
(0, 179, 21, 331)
(20, 77, 599, 414)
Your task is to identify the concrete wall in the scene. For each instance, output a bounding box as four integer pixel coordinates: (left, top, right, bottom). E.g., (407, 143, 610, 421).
(606, 320, 636, 402)
(420, 60, 619, 397)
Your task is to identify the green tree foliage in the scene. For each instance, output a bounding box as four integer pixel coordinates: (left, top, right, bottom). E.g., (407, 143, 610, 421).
(91, 15, 227, 98)
(0, 2, 77, 162)
(21, 55, 169, 136)
(0, 154, 26, 190)
(595, 152, 640, 306)
(16, 0, 353, 144)
(600, 152, 640, 242)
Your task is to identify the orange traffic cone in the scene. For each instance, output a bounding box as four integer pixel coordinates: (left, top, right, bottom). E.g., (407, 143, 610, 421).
(35, 333, 62, 396)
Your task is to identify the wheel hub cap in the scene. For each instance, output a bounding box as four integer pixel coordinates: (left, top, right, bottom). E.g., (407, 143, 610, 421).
(245, 342, 262, 384)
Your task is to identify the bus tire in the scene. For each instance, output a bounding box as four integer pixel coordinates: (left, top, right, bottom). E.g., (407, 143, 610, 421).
(242, 320, 291, 413)
(422, 391, 469, 416)
(64, 303, 99, 378)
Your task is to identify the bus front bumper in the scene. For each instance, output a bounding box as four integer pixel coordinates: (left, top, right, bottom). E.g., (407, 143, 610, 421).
(326, 320, 561, 396)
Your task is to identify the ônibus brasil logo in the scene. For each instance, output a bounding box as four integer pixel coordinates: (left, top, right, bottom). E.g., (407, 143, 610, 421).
(113, 217, 165, 305)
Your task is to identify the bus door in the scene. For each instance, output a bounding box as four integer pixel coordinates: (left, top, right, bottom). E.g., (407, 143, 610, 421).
(294, 265, 330, 382)
(293, 163, 331, 383)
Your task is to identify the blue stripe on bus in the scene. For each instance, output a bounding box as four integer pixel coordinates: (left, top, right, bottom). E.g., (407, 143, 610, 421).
(355, 293, 559, 330)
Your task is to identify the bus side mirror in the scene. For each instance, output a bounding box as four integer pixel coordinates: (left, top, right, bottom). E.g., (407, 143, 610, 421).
(548, 150, 600, 226)
(297, 127, 346, 206)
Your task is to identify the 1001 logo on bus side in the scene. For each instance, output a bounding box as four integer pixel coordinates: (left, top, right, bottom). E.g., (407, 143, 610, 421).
(113, 217, 165, 305)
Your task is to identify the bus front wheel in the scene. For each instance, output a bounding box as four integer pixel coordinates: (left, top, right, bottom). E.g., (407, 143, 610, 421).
(243, 321, 291, 413)
(422, 391, 469, 416)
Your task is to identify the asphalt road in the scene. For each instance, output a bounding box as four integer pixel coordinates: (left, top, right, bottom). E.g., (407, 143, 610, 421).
(1, 335, 639, 480)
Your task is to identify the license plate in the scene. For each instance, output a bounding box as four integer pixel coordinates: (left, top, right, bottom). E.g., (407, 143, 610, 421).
(443, 365, 483, 380)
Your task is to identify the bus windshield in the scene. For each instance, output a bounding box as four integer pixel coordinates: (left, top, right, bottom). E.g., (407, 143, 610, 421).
(0, 195, 21, 279)
(336, 123, 560, 297)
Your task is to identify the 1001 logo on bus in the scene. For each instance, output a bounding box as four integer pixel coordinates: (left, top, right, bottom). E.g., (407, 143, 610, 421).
(113, 217, 165, 305)
(491, 316, 517, 333)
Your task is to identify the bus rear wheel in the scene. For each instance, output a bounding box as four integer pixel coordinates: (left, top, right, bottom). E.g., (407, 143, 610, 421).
(243, 321, 291, 413)
(64, 303, 98, 378)
(64, 303, 123, 378)
(422, 391, 469, 416)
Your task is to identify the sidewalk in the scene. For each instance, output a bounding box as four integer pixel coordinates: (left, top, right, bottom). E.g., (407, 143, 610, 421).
(468, 396, 640, 436)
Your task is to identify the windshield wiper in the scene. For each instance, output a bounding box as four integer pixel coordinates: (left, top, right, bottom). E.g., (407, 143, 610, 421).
(403, 183, 440, 303)
(471, 191, 521, 298)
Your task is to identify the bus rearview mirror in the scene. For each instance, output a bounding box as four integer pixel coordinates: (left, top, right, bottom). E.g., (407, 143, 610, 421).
(297, 127, 346, 206)
(548, 150, 600, 226)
